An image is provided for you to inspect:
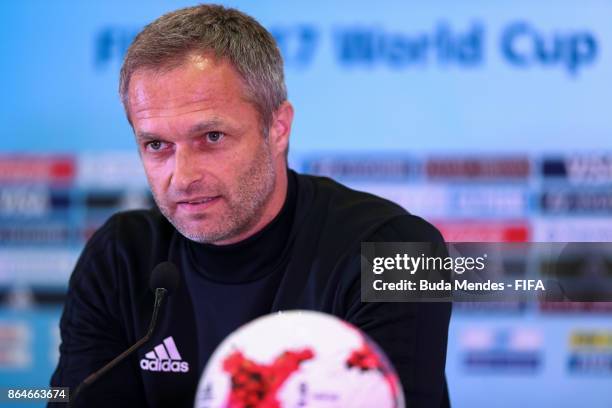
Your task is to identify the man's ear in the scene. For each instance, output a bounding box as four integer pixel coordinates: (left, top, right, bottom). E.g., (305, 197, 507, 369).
(268, 101, 294, 158)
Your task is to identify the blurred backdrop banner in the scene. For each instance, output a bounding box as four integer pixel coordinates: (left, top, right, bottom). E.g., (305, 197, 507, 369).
(1, 1, 611, 407)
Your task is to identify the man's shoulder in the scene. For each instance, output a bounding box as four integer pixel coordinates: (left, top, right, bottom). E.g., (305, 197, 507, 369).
(70, 208, 174, 287)
(84, 208, 174, 256)
(293, 171, 443, 242)
(369, 213, 445, 243)
(295, 172, 406, 218)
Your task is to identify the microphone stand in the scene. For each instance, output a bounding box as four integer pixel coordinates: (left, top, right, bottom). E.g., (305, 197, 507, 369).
(67, 287, 167, 408)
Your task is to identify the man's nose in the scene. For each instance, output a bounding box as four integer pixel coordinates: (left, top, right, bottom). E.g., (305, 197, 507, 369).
(171, 146, 202, 191)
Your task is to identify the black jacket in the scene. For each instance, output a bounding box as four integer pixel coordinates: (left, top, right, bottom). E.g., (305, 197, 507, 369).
(50, 171, 451, 407)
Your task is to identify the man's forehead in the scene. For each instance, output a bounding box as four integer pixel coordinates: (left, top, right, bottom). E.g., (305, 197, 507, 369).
(131, 62, 216, 98)
(129, 54, 244, 102)
(132, 51, 224, 80)
(187, 53, 216, 71)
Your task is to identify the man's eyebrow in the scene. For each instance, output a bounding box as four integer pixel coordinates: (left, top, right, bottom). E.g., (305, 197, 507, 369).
(135, 132, 160, 142)
(188, 119, 229, 134)
(134, 119, 238, 141)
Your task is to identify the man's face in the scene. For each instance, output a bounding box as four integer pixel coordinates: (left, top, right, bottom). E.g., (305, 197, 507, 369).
(127, 54, 291, 245)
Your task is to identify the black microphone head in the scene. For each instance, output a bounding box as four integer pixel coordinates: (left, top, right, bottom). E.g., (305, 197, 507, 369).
(150, 261, 179, 296)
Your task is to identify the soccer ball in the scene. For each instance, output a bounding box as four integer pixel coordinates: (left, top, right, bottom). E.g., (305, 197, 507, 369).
(194, 310, 405, 408)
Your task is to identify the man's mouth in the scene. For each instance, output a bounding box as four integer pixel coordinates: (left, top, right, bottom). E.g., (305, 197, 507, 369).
(183, 197, 217, 204)
(176, 196, 221, 211)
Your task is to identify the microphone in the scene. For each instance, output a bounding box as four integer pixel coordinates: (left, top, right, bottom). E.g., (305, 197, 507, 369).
(67, 262, 179, 407)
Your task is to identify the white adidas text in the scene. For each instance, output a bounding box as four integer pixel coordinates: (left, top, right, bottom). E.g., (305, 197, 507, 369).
(140, 336, 190, 373)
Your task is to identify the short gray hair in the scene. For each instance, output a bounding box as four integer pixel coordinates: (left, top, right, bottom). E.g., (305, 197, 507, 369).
(119, 4, 287, 135)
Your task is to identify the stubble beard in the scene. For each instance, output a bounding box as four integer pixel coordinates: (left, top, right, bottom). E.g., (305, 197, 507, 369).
(154, 140, 277, 245)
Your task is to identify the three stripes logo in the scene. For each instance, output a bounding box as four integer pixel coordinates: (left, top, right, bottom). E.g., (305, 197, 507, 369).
(140, 336, 190, 373)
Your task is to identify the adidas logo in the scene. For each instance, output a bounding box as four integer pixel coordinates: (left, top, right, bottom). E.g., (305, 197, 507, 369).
(140, 336, 190, 373)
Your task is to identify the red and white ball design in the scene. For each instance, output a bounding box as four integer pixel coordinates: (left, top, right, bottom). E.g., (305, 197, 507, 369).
(194, 310, 405, 408)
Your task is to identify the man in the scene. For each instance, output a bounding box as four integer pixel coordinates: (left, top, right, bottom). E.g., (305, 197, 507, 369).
(51, 4, 451, 407)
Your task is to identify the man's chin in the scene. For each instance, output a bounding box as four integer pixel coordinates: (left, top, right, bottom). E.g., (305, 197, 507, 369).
(174, 220, 242, 244)
(158, 205, 233, 243)
(174, 224, 222, 244)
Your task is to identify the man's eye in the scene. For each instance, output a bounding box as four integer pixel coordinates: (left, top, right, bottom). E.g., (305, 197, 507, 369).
(146, 141, 164, 151)
(206, 131, 224, 143)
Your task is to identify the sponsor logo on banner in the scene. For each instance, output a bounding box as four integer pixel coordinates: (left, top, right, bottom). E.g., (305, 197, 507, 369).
(542, 155, 612, 184)
(450, 187, 527, 217)
(343, 185, 526, 218)
(303, 157, 416, 181)
(433, 220, 530, 242)
(533, 218, 612, 242)
(0, 188, 70, 217)
(0, 187, 50, 217)
(0, 155, 74, 184)
(568, 330, 612, 374)
(0, 223, 71, 245)
(76, 153, 147, 188)
(426, 157, 530, 180)
(541, 190, 612, 214)
(460, 327, 542, 372)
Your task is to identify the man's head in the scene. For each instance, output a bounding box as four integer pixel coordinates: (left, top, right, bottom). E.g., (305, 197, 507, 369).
(120, 5, 293, 245)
